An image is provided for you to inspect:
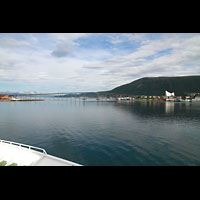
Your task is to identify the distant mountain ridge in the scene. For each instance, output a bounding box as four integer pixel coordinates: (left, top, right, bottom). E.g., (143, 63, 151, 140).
(108, 75, 200, 96)
(2, 75, 200, 97)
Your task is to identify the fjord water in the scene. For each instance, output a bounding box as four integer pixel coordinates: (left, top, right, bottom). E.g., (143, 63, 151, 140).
(1, 99, 200, 166)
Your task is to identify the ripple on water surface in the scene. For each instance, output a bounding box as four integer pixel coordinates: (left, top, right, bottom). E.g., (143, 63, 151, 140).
(1, 100, 200, 165)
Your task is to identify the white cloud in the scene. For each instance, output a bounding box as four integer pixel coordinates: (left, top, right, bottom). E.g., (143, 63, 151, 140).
(81, 34, 200, 89)
(0, 33, 200, 92)
(50, 33, 90, 57)
(121, 33, 146, 42)
(0, 37, 31, 48)
(108, 33, 146, 45)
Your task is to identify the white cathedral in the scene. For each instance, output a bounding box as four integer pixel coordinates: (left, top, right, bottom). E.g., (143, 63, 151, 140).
(165, 90, 175, 97)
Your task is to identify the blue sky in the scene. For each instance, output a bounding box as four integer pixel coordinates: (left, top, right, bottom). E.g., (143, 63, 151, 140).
(0, 33, 200, 93)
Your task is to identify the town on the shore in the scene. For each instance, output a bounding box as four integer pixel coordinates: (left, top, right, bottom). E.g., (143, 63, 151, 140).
(1, 90, 200, 102)
(106, 90, 200, 102)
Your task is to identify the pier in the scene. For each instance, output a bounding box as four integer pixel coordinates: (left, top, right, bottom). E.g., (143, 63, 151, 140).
(10, 98, 44, 101)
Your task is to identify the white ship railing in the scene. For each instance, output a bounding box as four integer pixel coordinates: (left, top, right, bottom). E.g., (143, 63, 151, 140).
(0, 139, 47, 154)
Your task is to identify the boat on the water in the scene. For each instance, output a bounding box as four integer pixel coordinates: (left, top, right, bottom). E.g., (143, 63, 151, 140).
(0, 139, 82, 166)
(10, 97, 22, 101)
(10, 97, 44, 101)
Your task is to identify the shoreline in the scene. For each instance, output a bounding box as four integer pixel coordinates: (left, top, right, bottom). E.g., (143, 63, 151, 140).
(0, 99, 44, 102)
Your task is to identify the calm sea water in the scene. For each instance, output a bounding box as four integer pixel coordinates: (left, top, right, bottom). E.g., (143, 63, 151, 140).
(0, 98, 200, 166)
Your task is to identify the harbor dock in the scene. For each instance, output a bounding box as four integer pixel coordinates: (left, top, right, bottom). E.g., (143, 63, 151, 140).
(10, 98, 44, 101)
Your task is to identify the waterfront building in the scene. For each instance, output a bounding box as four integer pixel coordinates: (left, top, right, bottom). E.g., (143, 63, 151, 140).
(165, 90, 175, 97)
(165, 91, 175, 101)
(0, 95, 11, 100)
(193, 96, 200, 101)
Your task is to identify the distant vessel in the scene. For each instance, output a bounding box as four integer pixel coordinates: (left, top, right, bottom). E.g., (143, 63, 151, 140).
(10, 97, 44, 101)
(10, 97, 21, 101)
(81, 97, 87, 101)
(97, 97, 117, 102)
(117, 97, 134, 102)
(0, 140, 82, 166)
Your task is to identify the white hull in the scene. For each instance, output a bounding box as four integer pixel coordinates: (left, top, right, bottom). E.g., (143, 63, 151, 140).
(0, 140, 82, 166)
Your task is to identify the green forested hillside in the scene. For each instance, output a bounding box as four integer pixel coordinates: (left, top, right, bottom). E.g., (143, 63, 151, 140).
(108, 76, 200, 96)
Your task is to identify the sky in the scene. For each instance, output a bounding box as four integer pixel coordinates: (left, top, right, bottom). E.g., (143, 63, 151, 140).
(0, 33, 200, 93)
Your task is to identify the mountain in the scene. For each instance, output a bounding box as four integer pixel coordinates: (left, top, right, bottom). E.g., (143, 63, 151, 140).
(107, 76, 200, 96)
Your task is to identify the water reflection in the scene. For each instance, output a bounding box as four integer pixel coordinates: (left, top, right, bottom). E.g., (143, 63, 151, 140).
(165, 102, 174, 114)
(1, 99, 200, 166)
(113, 101, 200, 122)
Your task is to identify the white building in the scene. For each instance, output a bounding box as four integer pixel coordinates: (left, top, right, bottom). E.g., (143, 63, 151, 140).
(193, 96, 200, 101)
(165, 90, 175, 97)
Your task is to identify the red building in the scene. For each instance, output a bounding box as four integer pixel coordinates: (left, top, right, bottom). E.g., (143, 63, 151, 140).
(0, 94, 11, 100)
